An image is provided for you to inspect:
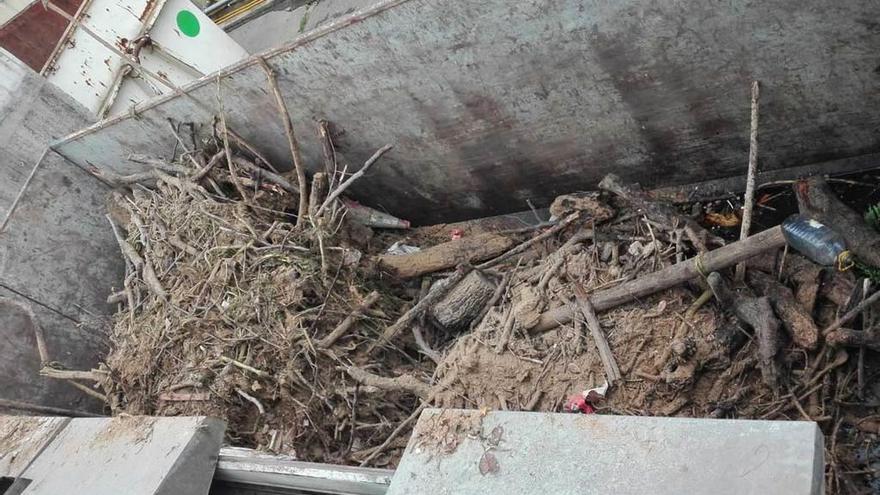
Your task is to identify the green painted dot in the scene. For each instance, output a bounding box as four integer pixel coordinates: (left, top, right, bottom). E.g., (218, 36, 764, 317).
(176, 10, 200, 37)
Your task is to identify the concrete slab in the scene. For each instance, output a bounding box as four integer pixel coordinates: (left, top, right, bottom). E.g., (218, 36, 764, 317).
(9, 416, 226, 495)
(0, 417, 69, 478)
(387, 409, 824, 495)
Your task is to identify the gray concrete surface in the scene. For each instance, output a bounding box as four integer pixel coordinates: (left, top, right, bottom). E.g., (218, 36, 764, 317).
(1, 415, 225, 495)
(388, 409, 824, 495)
(0, 416, 69, 478)
(0, 49, 124, 412)
(54, 0, 880, 224)
(229, 0, 370, 54)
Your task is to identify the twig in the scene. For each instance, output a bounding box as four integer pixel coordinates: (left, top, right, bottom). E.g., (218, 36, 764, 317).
(823, 289, 880, 335)
(220, 355, 269, 378)
(358, 402, 425, 466)
(40, 367, 106, 381)
(231, 156, 298, 194)
(367, 266, 471, 354)
(344, 366, 431, 400)
(1, 147, 51, 233)
(236, 388, 265, 414)
(470, 271, 511, 331)
(735, 80, 760, 282)
(218, 113, 252, 205)
(494, 310, 517, 354)
(318, 291, 381, 348)
(64, 380, 108, 403)
(257, 57, 309, 228)
(106, 215, 143, 270)
(318, 120, 338, 189)
(573, 284, 622, 384)
(315, 145, 393, 218)
(412, 323, 440, 364)
(0, 398, 102, 417)
(478, 212, 580, 269)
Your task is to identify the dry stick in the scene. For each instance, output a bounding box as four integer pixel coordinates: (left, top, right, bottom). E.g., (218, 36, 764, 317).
(0, 398, 103, 417)
(220, 355, 269, 378)
(308, 172, 328, 220)
(231, 157, 298, 194)
(735, 80, 761, 283)
(344, 366, 431, 400)
(412, 324, 440, 364)
(257, 57, 309, 228)
(0, 148, 50, 233)
(494, 310, 517, 354)
(478, 212, 580, 269)
(573, 284, 622, 384)
(236, 388, 265, 414)
(533, 225, 786, 332)
(318, 291, 382, 348)
(318, 120, 337, 189)
(219, 113, 252, 204)
(64, 380, 108, 403)
(358, 402, 426, 466)
(367, 266, 471, 354)
(40, 368, 106, 381)
(471, 271, 512, 331)
(315, 144, 393, 219)
(823, 289, 880, 335)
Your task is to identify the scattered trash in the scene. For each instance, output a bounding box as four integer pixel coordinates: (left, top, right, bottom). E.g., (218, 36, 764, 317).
(386, 241, 421, 255)
(342, 198, 410, 229)
(782, 214, 851, 267)
(564, 382, 608, 414)
(450, 228, 464, 240)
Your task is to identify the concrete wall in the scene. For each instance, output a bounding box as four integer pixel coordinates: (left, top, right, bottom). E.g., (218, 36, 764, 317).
(52, 0, 880, 225)
(0, 49, 122, 412)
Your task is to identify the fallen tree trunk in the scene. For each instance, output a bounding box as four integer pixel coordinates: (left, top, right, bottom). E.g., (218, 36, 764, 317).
(377, 233, 514, 279)
(795, 176, 880, 268)
(532, 225, 785, 332)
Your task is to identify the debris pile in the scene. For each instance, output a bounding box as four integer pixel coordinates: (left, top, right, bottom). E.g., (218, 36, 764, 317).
(40, 111, 880, 492)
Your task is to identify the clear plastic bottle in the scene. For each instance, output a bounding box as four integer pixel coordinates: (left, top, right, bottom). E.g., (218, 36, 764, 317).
(781, 214, 851, 267)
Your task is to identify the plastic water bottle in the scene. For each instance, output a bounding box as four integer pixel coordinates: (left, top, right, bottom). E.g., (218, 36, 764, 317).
(781, 215, 851, 268)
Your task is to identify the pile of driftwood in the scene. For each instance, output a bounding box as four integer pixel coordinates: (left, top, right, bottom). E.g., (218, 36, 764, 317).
(31, 77, 880, 491)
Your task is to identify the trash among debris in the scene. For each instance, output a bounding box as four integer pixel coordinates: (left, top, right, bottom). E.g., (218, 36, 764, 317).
(342, 198, 410, 229)
(703, 211, 741, 227)
(385, 241, 421, 256)
(564, 382, 608, 414)
(782, 214, 851, 267)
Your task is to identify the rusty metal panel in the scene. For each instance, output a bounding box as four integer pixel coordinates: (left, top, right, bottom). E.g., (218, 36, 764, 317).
(53, 0, 880, 224)
(0, 0, 81, 71)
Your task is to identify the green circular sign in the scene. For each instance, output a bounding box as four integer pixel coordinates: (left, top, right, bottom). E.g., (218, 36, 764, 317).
(176, 10, 200, 37)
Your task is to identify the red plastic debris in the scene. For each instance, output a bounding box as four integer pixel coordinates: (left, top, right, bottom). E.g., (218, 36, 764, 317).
(564, 393, 595, 414)
(450, 228, 464, 240)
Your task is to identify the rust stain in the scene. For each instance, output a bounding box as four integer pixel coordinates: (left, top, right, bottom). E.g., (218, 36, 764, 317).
(140, 0, 158, 21)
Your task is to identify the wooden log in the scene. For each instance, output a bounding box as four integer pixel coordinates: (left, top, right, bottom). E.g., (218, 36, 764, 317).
(826, 328, 880, 352)
(377, 233, 515, 279)
(795, 176, 880, 268)
(708, 272, 781, 390)
(748, 271, 819, 350)
(533, 226, 786, 332)
(573, 284, 622, 384)
(429, 271, 496, 332)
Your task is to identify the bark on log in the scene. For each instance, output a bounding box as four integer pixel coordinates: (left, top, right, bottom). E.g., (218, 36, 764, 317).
(795, 176, 880, 268)
(826, 328, 880, 351)
(532, 226, 786, 332)
(429, 271, 496, 332)
(599, 173, 722, 251)
(708, 272, 781, 390)
(377, 233, 515, 279)
(748, 271, 819, 350)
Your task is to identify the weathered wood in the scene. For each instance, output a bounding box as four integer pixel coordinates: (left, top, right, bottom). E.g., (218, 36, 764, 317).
(533, 225, 786, 332)
(429, 271, 496, 332)
(378, 233, 515, 279)
(573, 284, 622, 384)
(598, 173, 722, 251)
(795, 176, 880, 268)
(748, 271, 819, 350)
(318, 291, 381, 348)
(826, 328, 880, 352)
(734, 80, 761, 282)
(708, 272, 781, 390)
